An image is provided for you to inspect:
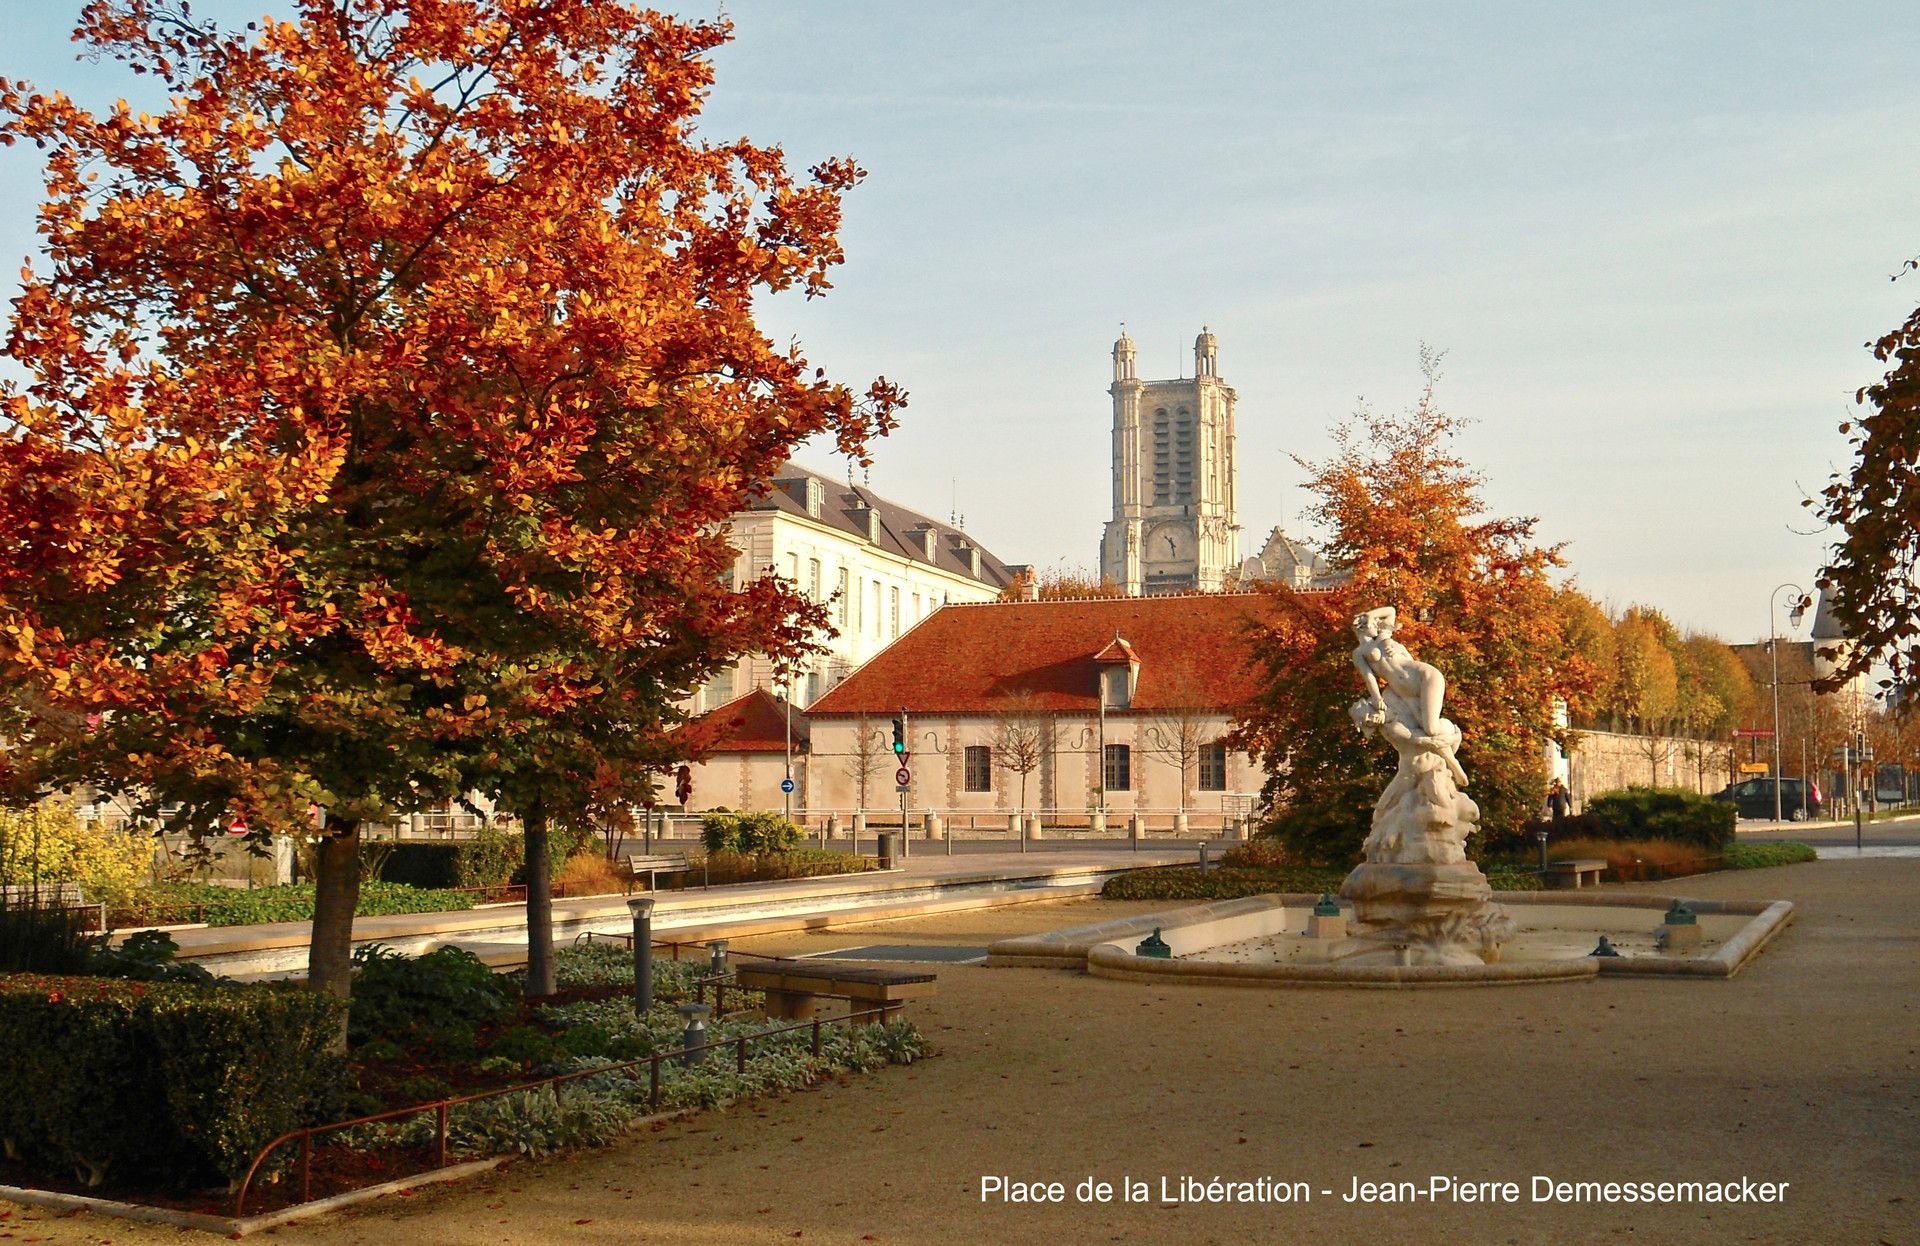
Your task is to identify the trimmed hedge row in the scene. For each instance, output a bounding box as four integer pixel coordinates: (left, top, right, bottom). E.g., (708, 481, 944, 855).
(1584, 787, 1736, 849)
(127, 880, 475, 927)
(1101, 864, 1349, 902)
(700, 810, 803, 855)
(0, 974, 346, 1187)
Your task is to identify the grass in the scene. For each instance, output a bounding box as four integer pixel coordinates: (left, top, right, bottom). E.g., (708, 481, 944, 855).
(1723, 841, 1818, 869)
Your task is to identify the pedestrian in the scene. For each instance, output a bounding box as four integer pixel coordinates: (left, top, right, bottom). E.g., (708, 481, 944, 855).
(1546, 778, 1571, 825)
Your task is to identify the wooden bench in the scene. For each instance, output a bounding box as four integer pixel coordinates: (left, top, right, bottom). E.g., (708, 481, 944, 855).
(614, 850, 701, 892)
(1546, 859, 1607, 889)
(733, 958, 937, 1021)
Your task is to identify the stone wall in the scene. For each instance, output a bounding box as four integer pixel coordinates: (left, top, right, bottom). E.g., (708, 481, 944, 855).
(1565, 728, 1736, 809)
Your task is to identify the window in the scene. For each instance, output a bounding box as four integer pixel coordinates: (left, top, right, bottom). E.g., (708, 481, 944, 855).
(836, 567, 849, 628)
(787, 552, 799, 582)
(964, 746, 992, 792)
(1198, 743, 1227, 792)
(808, 558, 821, 603)
(805, 671, 821, 706)
(912, 592, 921, 622)
(806, 478, 825, 518)
(890, 586, 901, 638)
(871, 581, 882, 637)
(1104, 744, 1131, 792)
(701, 667, 735, 712)
(1102, 667, 1130, 710)
(1152, 408, 1170, 504)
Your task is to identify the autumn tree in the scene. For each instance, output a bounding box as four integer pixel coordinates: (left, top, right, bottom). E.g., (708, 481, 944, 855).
(1228, 354, 1595, 864)
(0, 1, 897, 1015)
(1814, 261, 1920, 694)
(997, 567, 1126, 602)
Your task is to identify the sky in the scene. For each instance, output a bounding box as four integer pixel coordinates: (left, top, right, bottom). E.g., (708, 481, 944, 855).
(2, 2, 1917, 645)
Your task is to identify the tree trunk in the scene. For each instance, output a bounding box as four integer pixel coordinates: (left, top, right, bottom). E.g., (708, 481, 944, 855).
(307, 818, 362, 1053)
(524, 806, 556, 998)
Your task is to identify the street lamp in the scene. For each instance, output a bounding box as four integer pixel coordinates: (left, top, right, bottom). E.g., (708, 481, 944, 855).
(1768, 584, 1810, 824)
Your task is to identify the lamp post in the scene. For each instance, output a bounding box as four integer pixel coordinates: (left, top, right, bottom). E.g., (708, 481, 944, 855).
(1768, 584, 1810, 824)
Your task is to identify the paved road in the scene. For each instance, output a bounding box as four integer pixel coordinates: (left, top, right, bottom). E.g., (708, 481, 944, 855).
(1735, 809, 1920, 847)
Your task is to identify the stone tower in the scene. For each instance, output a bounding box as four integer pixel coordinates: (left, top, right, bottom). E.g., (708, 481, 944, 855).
(1100, 328, 1239, 595)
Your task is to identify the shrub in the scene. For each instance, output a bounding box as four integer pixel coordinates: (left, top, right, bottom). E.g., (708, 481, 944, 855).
(702, 847, 874, 885)
(1724, 841, 1817, 869)
(0, 802, 154, 904)
(85, 930, 218, 985)
(379, 842, 464, 889)
(701, 811, 802, 856)
(0, 974, 346, 1186)
(455, 825, 524, 888)
(347, 945, 518, 1046)
(487, 1024, 558, 1067)
(1219, 838, 1301, 869)
(123, 880, 475, 927)
(1586, 787, 1735, 849)
(556, 851, 627, 895)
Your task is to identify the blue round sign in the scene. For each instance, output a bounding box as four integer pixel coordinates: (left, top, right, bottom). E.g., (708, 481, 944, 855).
(780, 777, 796, 794)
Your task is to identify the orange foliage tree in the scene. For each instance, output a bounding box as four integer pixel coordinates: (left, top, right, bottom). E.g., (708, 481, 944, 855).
(0, 0, 899, 1008)
(1814, 262, 1920, 696)
(1228, 356, 1595, 863)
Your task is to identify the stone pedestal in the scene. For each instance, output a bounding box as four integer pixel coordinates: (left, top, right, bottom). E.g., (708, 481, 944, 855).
(1337, 862, 1513, 967)
(1025, 815, 1043, 841)
(925, 813, 944, 841)
(1090, 811, 1107, 835)
(1655, 922, 1703, 953)
(1306, 912, 1346, 940)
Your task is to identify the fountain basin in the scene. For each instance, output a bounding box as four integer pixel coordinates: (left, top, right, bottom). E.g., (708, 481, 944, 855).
(986, 892, 1792, 988)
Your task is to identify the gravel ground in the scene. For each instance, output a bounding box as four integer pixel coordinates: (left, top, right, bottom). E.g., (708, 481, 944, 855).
(6, 860, 1916, 1246)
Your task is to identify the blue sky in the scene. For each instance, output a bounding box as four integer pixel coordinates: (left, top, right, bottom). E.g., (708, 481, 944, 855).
(4, 2, 1917, 643)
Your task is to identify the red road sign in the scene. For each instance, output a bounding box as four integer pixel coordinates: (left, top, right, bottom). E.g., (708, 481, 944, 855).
(895, 767, 912, 788)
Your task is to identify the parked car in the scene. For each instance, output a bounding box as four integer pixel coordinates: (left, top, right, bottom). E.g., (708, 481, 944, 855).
(1712, 777, 1822, 821)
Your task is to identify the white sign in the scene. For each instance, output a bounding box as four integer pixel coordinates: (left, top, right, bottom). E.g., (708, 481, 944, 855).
(895, 766, 913, 788)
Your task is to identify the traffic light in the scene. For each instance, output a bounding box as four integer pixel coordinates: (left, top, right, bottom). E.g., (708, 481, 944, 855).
(891, 718, 906, 756)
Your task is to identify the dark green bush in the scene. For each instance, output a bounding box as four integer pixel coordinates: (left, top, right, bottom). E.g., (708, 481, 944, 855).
(453, 824, 603, 888)
(389, 1074, 453, 1104)
(486, 1024, 557, 1067)
(123, 880, 475, 927)
(700, 810, 802, 855)
(85, 930, 218, 984)
(380, 843, 464, 889)
(347, 945, 517, 1046)
(0, 974, 346, 1186)
(1587, 788, 1735, 849)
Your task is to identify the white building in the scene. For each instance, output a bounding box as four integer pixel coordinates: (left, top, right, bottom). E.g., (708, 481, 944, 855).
(693, 462, 1017, 712)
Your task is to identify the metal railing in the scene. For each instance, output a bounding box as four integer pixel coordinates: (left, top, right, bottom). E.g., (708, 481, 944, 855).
(233, 1002, 897, 1217)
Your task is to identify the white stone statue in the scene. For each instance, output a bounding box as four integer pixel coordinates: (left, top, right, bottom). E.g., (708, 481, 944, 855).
(1337, 607, 1512, 965)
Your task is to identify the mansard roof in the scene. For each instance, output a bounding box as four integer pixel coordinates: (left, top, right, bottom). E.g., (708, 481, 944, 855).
(807, 594, 1268, 717)
(742, 461, 1016, 590)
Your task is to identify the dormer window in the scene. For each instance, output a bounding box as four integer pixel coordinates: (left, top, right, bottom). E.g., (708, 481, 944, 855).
(969, 548, 982, 579)
(920, 527, 938, 561)
(1103, 666, 1131, 709)
(806, 478, 825, 518)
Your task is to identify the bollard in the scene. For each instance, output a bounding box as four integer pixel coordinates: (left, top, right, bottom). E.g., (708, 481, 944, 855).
(707, 939, 728, 979)
(877, 830, 895, 870)
(627, 897, 655, 1015)
(1198, 841, 1210, 876)
(1174, 811, 1190, 838)
(828, 813, 842, 842)
(678, 1002, 712, 1066)
(1129, 815, 1143, 848)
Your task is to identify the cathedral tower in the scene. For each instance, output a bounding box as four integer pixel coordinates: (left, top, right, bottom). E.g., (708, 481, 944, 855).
(1100, 328, 1239, 594)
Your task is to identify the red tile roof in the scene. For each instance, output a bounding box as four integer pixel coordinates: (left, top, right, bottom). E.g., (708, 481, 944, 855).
(807, 594, 1271, 717)
(684, 687, 809, 753)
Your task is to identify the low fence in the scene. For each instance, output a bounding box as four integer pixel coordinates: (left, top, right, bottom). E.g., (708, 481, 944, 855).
(233, 1000, 896, 1217)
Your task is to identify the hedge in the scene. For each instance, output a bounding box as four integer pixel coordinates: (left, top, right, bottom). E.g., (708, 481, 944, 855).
(125, 880, 475, 927)
(378, 842, 463, 889)
(1101, 864, 1349, 901)
(1586, 787, 1735, 849)
(0, 974, 346, 1187)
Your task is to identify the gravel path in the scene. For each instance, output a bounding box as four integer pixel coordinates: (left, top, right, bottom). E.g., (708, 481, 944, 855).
(7, 858, 1915, 1245)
